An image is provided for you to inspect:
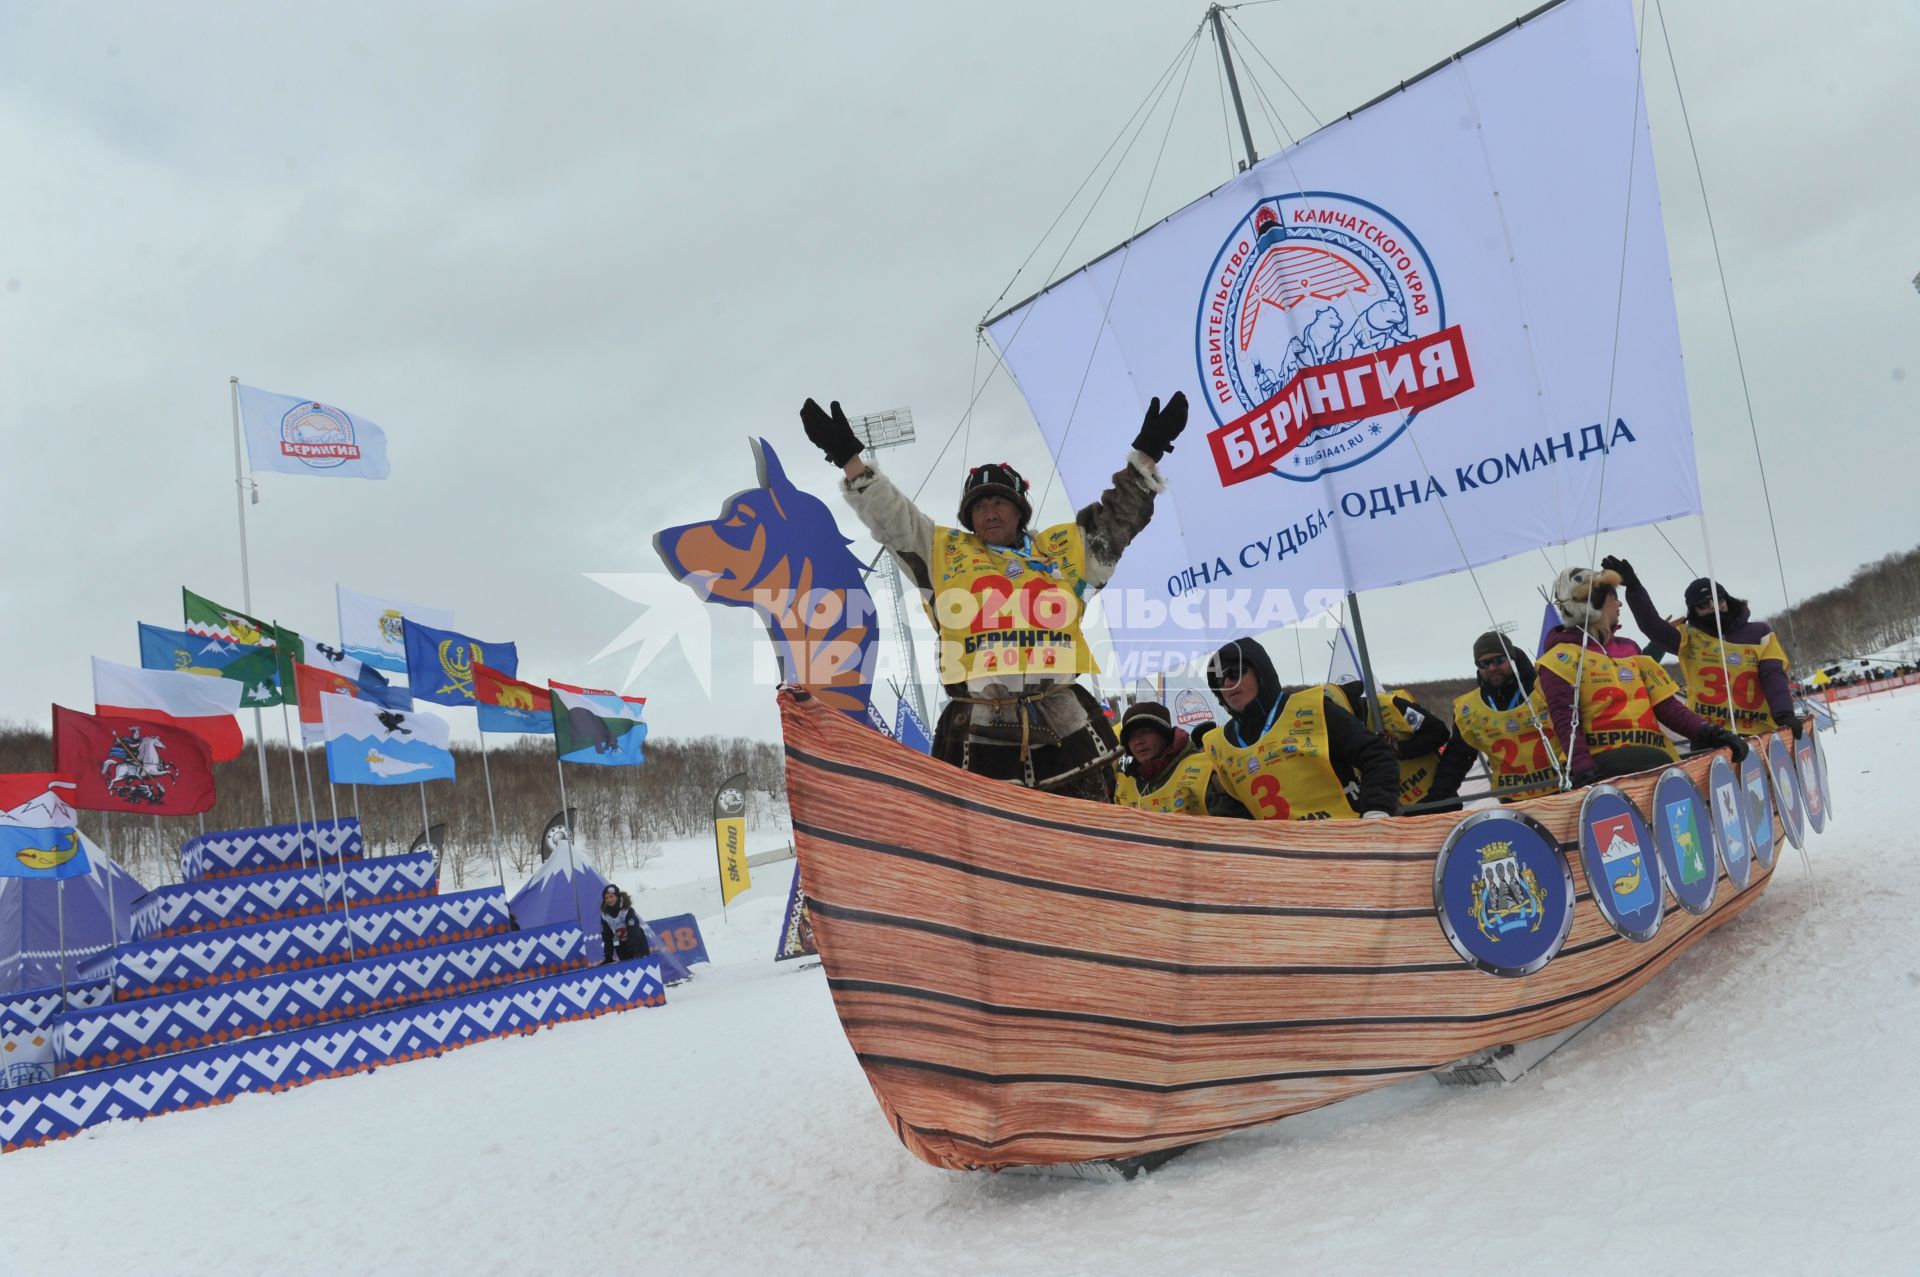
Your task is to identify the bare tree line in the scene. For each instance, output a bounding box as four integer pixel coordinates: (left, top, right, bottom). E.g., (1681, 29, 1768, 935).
(1762, 542, 1920, 671)
(0, 727, 786, 892)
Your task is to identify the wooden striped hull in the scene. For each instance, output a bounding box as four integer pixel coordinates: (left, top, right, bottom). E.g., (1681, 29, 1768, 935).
(780, 690, 1782, 1171)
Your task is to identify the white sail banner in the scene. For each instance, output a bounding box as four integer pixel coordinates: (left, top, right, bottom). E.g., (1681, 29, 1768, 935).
(986, 0, 1695, 667)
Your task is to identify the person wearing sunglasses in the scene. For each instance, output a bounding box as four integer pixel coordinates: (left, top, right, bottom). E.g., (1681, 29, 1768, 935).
(1539, 566, 1747, 788)
(1601, 555, 1799, 739)
(800, 391, 1189, 801)
(1426, 631, 1562, 808)
(1201, 636, 1400, 820)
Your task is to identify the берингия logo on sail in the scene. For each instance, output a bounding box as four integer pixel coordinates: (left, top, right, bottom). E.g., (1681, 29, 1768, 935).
(1196, 192, 1474, 487)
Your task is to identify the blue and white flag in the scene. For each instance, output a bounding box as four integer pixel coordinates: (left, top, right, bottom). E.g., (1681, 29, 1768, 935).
(403, 620, 517, 707)
(309, 640, 409, 709)
(238, 384, 391, 480)
(336, 585, 453, 674)
(0, 774, 90, 881)
(320, 693, 454, 786)
(138, 622, 252, 677)
(893, 698, 933, 755)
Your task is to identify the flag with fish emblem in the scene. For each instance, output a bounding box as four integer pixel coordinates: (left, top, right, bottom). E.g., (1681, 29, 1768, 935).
(320, 693, 454, 786)
(550, 681, 647, 767)
(403, 619, 517, 708)
(0, 774, 90, 880)
(52, 706, 217, 815)
(474, 663, 554, 735)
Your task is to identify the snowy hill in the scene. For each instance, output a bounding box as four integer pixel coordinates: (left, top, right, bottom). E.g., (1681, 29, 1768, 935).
(1, 696, 1914, 1275)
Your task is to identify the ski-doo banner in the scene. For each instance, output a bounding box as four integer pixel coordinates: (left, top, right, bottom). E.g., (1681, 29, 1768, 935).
(985, 0, 1695, 663)
(713, 771, 751, 907)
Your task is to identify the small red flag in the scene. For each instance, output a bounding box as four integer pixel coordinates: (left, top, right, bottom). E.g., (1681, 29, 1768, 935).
(293, 661, 364, 742)
(52, 705, 217, 815)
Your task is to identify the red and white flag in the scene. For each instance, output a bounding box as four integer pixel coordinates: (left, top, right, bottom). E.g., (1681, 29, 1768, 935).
(53, 705, 217, 815)
(91, 656, 244, 762)
(293, 661, 366, 743)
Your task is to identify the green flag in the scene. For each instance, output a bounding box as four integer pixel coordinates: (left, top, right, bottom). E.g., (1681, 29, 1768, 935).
(182, 588, 295, 706)
(224, 646, 283, 708)
(182, 588, 275, 648)
(273, 624, 305, 707)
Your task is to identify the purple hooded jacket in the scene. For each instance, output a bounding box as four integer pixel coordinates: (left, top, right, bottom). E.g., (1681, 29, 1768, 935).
(1623, 582, 1793, 724)
(1537, 623, 1716, 775)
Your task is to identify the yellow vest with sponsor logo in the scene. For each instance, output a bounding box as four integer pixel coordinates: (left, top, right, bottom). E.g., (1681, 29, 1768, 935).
(1379, 687, 1439, 807)
(929, 523, 1097, 686)
(1541, 644, 1681, 763)
(1676, 624, 1787, 736)
(1451, 685, 1560, 800)
(1115, 749, 1218, 816)
(1204, 688, 1356, 820)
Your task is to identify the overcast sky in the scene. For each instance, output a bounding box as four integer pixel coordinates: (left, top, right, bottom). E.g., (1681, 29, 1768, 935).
(3, 0, 1915, 747)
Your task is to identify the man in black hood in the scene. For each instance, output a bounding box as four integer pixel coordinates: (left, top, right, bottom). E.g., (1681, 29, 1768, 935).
(1200, 637, 1400, 820)
(1426, 631, 1562, 808)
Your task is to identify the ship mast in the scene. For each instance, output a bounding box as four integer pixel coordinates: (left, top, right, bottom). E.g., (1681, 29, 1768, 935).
(1206, 4, 1385, 730)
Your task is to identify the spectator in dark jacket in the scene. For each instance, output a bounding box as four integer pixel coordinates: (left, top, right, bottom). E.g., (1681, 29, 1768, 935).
(599, 885, 649, 963)
(1201, 637, 1400, 819)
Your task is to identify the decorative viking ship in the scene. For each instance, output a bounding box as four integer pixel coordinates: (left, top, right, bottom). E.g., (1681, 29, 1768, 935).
(660, 0, 1836, 1174)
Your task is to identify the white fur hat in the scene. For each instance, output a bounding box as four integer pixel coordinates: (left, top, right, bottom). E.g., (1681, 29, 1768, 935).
(1552, 566, 1622, 627)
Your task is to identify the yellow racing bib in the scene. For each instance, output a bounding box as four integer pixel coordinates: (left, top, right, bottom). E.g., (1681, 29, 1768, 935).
(1204, 688, 1356, 820)
(1677, 625, 1786, 736)
(930, 523, 1097, 685)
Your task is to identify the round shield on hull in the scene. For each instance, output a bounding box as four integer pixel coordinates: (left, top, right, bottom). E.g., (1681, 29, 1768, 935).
(1813, 721, 1833, 825)
(1767, 734, 1806, 850)
(1434, 809, 1575, 977)
(1577, 784, 1665, 941)
(1649, 767, 1718, 915)
(1706, 754, 1753, 891)
(1795, 732, 1827, 835)
(1739, 749, 1777, 871)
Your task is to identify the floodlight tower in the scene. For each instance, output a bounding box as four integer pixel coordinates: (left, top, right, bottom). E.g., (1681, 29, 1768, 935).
(849, 409, 933, 731)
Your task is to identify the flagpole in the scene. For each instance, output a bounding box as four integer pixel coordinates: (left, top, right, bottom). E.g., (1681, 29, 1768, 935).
(56, 876, 69, 1012)
(279, 703, 310, 868)
(418, 782, 431, 852)
(477, 728, 505, 888)
(335, 821, 357, 964)
(300, 734, 325, 838)
(230, 376, 275, 824)
(104, 828, 119, 944)
(552, 755, 586, 935)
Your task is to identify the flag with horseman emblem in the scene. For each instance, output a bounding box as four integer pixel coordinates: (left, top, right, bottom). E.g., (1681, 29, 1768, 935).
(52, 706, 217, 815)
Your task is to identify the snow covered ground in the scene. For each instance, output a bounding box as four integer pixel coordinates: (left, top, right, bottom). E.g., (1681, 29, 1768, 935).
(3, 696, 1915, 1276)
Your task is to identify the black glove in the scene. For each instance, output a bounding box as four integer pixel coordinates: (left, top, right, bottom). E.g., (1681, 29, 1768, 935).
(1599, 555, 1640, 591)
(1191, 721, 1216, 746)
(800, 398, 864, 468)
(1131, 391, 1189, 460)
(1697, 725, 1748, 763)
(1781, 714, 1805, 740)
(1570, 765, 1600, 790)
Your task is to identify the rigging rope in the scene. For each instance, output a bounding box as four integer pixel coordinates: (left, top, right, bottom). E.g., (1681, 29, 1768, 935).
(885, 25, 1207, 520)
(1652, 0, 1801, 657)
(1036, 28, 1208, 511)
(1224, 9, 1323, 130)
